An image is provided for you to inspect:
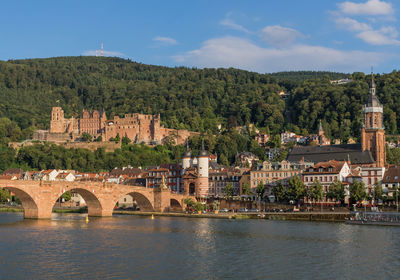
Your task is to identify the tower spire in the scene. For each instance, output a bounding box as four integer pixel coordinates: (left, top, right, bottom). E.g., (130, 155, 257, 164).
(370, 68, 376, 96)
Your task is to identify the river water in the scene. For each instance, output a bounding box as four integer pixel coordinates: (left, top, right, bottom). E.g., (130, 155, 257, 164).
(0, 213, 399, 280)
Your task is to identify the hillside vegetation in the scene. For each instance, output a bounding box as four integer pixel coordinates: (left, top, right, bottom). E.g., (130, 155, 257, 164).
(0, 56, 363, 137)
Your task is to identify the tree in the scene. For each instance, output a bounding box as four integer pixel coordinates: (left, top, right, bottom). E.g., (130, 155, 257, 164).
(311, 180, 324, 201)
(0, 188, 11, 203)
(114, 133, 121, 143)
(212, 200, 220, 211)
(194, 202, 205, 212)
(183, 198, 195, 212)
(272, 182, 287, 202)
(350, 180, 366, 204)
(121, 136, 131, 146)
(267, 135, 281, 148)
(183, 197, 195, 207)
(327, 179, 345, 204)
(372, 182, 383, 202)
(0, 145, 16, 172)
(311, 180, 324, 211)
(219, 154, 229, 166)
(288, 176, 305, 201)
(256, 181, 265, 199)
(81, 132, 92, 142)
(241, 183, 251, 195)
(223, 183, 234, 198)
(61, 191, 71, 202)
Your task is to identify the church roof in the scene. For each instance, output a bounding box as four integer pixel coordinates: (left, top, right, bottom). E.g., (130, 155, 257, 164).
(287, 144, 375, 164)
(366, 93, 382, 108)
(365, 75, 382, 108)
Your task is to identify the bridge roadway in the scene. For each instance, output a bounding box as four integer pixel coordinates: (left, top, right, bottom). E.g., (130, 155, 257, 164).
(0, 179, 193, 219)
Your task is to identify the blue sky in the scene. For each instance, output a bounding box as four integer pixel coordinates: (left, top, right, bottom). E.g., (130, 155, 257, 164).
(1, 0, 399, 73)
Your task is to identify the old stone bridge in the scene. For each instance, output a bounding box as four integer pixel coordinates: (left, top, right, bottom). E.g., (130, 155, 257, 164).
(0, 179, 194, 219)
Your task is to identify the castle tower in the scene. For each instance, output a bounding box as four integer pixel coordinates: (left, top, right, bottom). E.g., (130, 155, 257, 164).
(197, 140, 209, 198)
(50, 107, 65, 133)
(361, 75, 386, 167)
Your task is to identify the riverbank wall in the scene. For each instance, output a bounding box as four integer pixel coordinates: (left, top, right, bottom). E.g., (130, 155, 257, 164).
(114, 211, 350, 222)
(0, 207, 350, 222)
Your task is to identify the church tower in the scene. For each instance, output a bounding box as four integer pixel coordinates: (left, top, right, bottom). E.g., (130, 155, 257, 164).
(318, 120, 330, 146)
(361, 75, 385, 167)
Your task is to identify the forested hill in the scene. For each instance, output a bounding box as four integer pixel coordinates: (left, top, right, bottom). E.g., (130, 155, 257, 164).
(269, 71, 350, 82)
(0, 56, 399, 143)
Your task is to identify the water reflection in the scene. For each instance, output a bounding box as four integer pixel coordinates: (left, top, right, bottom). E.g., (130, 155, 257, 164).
(0, 213, 400, 279)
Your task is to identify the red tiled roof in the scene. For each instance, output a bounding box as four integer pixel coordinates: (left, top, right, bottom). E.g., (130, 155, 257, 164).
(303, 160, 346, 175)
(382, 166, 400, 183)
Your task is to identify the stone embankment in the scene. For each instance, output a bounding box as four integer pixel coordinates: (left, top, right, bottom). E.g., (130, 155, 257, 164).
(113, 211, 350, 222)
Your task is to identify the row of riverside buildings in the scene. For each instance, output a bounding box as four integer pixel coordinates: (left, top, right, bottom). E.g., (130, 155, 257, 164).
(3, 77, 400, 205)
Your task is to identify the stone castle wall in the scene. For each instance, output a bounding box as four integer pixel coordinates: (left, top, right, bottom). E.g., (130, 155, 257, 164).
(42, 107, 198, 145)
(64, 141, 121, 152)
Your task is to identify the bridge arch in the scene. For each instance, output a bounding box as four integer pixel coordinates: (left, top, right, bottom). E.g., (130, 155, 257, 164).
(5, 187, 39, 219)
(54, 188, 104, 217)
(114, 191, 154, 212)
(170, 198, 183, 212)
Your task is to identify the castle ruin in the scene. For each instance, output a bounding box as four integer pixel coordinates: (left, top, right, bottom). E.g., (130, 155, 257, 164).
(34, 107, 199, 145)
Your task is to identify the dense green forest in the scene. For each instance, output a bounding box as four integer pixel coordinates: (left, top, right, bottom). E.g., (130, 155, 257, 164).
(0, 56, 400, 172)
(0, 56, 398, 140)
(0, 56, 357, 136)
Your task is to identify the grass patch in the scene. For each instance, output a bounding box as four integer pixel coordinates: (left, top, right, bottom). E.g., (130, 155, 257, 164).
(0, 207, 24, 212)
(233, 214, 251, 219)
(52, 207, 87, 213)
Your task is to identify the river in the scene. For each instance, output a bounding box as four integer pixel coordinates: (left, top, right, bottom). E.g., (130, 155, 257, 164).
(0, 212, 399, 279)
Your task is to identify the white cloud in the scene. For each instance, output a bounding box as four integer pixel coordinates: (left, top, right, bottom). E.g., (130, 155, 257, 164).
(173, 36, 386, 73)
(334, 16, 400, 45)
(338, 0, 393, 15)
(82, 50, 125, 57)
(220, 18, 250, 33)
(357, 30, 400, 45)
(380, 26, 398, 37)
(153, 36, 178, 45)
(260, 25, 304, 48)
(335, 17, 371, 32)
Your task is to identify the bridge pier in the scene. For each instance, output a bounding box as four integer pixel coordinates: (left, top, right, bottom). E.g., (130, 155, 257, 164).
(153, 187, 171, 212)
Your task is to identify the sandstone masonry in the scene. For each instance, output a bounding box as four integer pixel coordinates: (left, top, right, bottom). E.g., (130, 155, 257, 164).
(34, 107, 199, 145)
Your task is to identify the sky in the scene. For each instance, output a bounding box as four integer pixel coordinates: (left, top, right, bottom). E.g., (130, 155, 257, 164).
(1, 0, 400, 74)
